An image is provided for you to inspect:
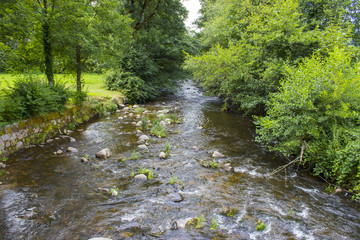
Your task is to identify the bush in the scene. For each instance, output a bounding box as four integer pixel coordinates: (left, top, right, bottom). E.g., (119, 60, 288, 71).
(255, 48, 360, 196)
(0, 75, 70, 124)
(104, 69, 158, 103)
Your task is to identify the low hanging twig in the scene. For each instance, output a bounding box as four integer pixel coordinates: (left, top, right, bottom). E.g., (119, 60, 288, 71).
(269, 157, 300, 176)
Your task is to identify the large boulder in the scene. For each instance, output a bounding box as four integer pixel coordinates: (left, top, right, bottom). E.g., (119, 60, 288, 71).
(96, 148, 111, 159)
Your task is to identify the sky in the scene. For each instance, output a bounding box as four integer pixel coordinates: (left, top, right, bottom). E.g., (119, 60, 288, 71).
(182, 0, 201, 31)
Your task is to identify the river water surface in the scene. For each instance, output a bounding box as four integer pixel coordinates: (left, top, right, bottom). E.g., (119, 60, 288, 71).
(1, 81, 360, 240)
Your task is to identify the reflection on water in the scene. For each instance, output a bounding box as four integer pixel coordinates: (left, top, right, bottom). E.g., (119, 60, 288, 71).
(0, 81, 360, 240)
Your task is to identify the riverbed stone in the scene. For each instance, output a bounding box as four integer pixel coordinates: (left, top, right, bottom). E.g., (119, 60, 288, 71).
(88, 238, 112, 240)
(81, 157, 89, 164)
(134, 174, 147, 181)
(138, 135, 149, 143)
(212, 151, 225, 158)
(69, 137, 76, 142)
(221, 163, 234, 172)
(176, 218, 193, 228)
(0, 163, 6, 169)
(167, 192, 184, 202)
(56, 149, 63, 155)
(96, 148, 111, 159)
(138, 144, 148, 151)
(67, 147, 78, 153)
(159, 152, 167, 159)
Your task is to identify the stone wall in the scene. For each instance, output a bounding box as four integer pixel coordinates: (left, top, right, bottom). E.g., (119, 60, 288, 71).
(0, 104, 98, 157)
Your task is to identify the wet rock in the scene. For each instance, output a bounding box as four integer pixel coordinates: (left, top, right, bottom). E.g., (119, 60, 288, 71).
(129, 113, 134, 117)
(212, 151, 225, 158)
(134, 174, 147, 181)
(220, 207, 238, 217)
(53, 152, 57, 155)
(176, 218, 193, 228)
(97, 188, 110, 193)
(77, 129, 84, 132)
(192, 146, 200, 151)
(118, 116, 124, 120)
(116, 109, 121, 113)
(70, 137, 76, 143)
(88, 238, 112, 240)
(81, 157, 89, 164)
(125, 143, 131, 147)
(56, 149, 63, 155)
(196, 126, 203, 130)
(334, 188, 343, 194)
(119, 104, 125, 109)
(160, 120, 168, 126)
(46, 139, 54, 143)
(94, 139, 103, 144)
(168, 192, 184, 202)
(138, 144, 148, 151)
(133, 104, 139, 108)
(111, 189, 118, 196)
(221, 163, 234, 172)
(136, 130, 143, 135)
(136, 121, 142, 127)
(0, 163, 6, 169)
(138, 135, 149, 143)
(159, 152, 167, 159)
(96, 148, 111, 159)
(136, 114, 141, 119)
(67, 147, 78, 153)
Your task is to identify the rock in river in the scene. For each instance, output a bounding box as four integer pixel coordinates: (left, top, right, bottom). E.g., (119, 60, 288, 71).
(167, 192, 184, 202)
(134, 174, 148, 181)
(159, 152, 167, 159)
(138, 135, 149, 143)
(96, 148, 111, 159)
(138, 144, 148, 151)
(212, 151, 225, 158)
(67, 147, 78, 153)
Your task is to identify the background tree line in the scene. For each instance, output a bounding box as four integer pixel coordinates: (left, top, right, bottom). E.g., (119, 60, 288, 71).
(0, 0, 197, 125)
(184, 0, 360, 198)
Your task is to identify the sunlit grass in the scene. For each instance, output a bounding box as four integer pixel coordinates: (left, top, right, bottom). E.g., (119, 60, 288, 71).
(0, 73, 121, 98)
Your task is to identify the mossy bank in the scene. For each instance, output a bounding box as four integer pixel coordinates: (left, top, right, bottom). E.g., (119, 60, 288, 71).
(0, 96, 124, 157)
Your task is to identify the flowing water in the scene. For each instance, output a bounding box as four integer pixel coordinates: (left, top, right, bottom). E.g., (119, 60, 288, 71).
(1, 81, 359, 240)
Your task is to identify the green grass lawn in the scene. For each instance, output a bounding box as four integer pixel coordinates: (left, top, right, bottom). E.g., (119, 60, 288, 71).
(0, 73, 121, 98)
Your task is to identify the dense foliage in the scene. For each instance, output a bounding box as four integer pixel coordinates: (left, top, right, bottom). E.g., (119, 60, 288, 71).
(103, 0, 200, 103)
(255, 48, 360, 195)
(0, 75, 69, 127)
(185, 0, 360, 196)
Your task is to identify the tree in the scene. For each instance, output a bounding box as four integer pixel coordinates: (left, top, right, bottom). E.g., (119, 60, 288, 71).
(53, 0, 132, 92)
(255, 47, 360, 196)
(184, 0, 352, 114)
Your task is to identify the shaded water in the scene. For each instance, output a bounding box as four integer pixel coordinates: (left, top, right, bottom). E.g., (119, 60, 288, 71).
(1, 81, 360, 239)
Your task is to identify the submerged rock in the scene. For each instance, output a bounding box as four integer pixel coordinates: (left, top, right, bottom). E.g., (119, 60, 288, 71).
(96, 148, 111, 159)
(212, 151, 225, 158)
(67, 147, 78, 153)
(221, 163, 234, 172)
(69, 137, 76, 143)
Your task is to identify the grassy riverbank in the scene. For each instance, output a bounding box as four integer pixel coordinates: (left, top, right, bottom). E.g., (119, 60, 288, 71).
(0, 73, 119, 98)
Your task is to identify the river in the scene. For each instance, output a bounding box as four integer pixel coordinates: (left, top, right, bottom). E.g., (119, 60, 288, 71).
(0, 81, 359, 239)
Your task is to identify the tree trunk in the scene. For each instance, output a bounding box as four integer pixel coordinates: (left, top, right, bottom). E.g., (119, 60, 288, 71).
(76, 44, 82, 92)
(43, 0, 54, 86)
